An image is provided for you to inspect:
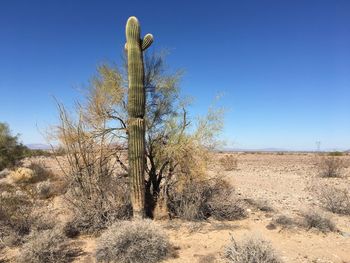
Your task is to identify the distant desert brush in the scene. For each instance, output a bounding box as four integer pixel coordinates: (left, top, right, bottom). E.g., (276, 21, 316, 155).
(317, 155, 345, 178)
(220, 154, 238, 171)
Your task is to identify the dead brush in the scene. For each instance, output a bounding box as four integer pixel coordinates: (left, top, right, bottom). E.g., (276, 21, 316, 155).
(225, 235, 283, 263)
(219, 155, 238, 171)
(317, 185, 350, 215)
(167, 177, 246, 221)
(317, 155, 345, 178)
(301, 210, 336, 233)
(18, 228, 82, 263)
(95, 220, 172, 263)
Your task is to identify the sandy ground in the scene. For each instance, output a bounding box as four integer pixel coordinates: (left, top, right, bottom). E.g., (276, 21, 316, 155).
(1, 153, 350, 263)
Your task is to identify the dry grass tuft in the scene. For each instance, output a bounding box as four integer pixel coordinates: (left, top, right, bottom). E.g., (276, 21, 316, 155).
(225, 235, 283, 263)
(95, 220, 171, 263)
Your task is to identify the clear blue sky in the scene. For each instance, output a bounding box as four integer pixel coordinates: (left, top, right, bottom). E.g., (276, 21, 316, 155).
(0, 0, 349, 150)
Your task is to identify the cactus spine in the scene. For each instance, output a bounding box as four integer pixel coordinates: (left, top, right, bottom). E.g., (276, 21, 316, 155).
(125, 16, 153, 218)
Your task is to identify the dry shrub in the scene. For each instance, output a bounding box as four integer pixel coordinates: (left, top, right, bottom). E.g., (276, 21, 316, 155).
(208, 179, 247, 221)
(64, 174, 132, 235)
(273, 215, 295, 227)
(18, 228, 82, 263)
(95, 220, 171, 263)
(8, 167, 35, 184)
(220, 155, 238, 171)
(8, 162, 53, 184)
(301, 210, 336, 233)
(0, 168, 10, 179)
(167, 178, 246, 221)
(27, 161, 53, 182)
(0, 190, 33, 240)
(53, 103, 132, 234)
(317, 185, 350, 215)
(36, 181, 53, 199)
(244, 198, 274, 212)
(225, 236, 283, 263)
(317, 156, 345, 178)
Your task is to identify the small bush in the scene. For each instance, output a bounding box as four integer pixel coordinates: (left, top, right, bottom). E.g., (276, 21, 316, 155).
(225, 235, 283, 263)
(95, 220, 171, 263)
(27, 161, 53, 182)
(36, 181, 53, 199)
(220, 155, 238, 171)
(0, 168, 10, 179)
(317, 156, 344, 178)
(245, 199, 274, 212)
(8, 167, 35, 184)
(318, 185, 350, 215)
(273, 215, 295, 227)
(301, 210, 336, 233)
(0, 191, 33, 237)
(18, 229, 82, 263)
(167, 178, 246, 221)
(65, 176, 132, 235)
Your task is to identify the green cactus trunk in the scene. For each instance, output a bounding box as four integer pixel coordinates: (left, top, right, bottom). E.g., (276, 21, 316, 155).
(125, 16, 153, 218)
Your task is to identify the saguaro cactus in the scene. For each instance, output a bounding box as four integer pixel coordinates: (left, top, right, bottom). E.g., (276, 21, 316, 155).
(125, 16, 153, 218)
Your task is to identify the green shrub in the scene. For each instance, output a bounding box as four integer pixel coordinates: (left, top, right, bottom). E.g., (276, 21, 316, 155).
(0, 122, 28, 170)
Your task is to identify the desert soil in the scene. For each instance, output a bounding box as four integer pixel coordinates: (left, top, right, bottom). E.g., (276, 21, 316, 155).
(2, 153, 350, 263)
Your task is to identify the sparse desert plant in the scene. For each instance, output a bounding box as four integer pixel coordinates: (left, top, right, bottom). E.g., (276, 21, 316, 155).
(8, 161, 53, 184)
(36, 181, 53, 199)
(301, 210, 336, 233)
(244, 198, 274, 212)
(318, 185, 350, 215)
(220, 155, 238, 171)
(167, 177, 246, 221)
(317, 155, 345, 178)
(8, 167, 35, 184)
(95, 220, 171, 263)
(27, 161, 53, 182)
(208, 179, 247, 220)
(0, 190, 33, 237)
(225, 235, 283, 263)
(273, 215, 295, 227)
(18, 228, 82, 263)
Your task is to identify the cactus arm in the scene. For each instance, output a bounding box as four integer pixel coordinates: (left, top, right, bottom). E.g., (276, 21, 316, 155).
(141, 34, 153, 51)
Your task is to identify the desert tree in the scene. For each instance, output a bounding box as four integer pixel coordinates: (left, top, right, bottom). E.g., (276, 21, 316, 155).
(53, 49, 223, 219)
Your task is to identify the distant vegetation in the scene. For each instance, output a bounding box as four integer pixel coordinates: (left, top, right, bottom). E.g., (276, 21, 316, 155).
(0, 122, 51, 171)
